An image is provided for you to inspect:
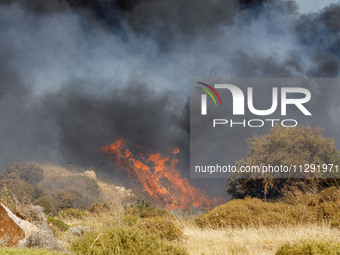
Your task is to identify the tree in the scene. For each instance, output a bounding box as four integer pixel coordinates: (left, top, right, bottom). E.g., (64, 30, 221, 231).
(227, 125, 340, 199)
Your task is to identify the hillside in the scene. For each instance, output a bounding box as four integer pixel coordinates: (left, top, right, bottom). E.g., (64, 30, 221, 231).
(0, 163, 134, 214)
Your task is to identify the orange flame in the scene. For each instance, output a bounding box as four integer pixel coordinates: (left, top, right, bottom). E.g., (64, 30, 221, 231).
(100, 138, 216, 209)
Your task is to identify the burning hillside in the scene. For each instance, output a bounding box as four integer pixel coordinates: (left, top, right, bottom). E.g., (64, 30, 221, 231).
(101, 138, 218, 210)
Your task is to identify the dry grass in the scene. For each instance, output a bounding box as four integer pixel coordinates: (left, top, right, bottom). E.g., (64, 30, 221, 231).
(70, 226, 187, 255)
(181, 223, 340, 255)
(196, 188, 340, 228)
(0, 247, 62, 254)
(3, 198, 340, 254)
(54, 206, 126, 246)
(55, 190, 339, 254)
(276, 240, 340, 255)
(195, 198, 314, 228)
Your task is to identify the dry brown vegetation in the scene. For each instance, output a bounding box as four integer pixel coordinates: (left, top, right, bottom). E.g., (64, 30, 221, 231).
(192, 186, 340, 254)
(0, 163, 134, 215)
(196, 187, 340, 228)
(0, 163, 339, 254)
(182, 224, 340, 255)
(50, 186, 338, 255)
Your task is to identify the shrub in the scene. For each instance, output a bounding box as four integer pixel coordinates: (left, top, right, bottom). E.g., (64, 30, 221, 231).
(42, 175, 101, 210)
(14, 204, 46, 225)
(23, 229, 64, 251)
(0, 178, 35, 203)
(12, 204, 63, 251)
(88, 202, 111, 214)
(276, 240, 340, 255)
(6, 163, 43, 185)
(195, 198, 316, 228)
(33, 196, 56, 215)
(71, 226, 187, 255)
(55, 189, 79, 209)
(42, 175, 100, 198)
(123, 215, 138, 226)
(331, 212, 340, 229)
(137, 218, 182, 241)
(125, 200, 173, 219)
(308, 187, 340, 220)
(0, 186, 15, 211)
(47, 216, 70, 232)
(282, 186, 340, 223)
(139, 207, 171, 218)
(58, 208, 86, 220)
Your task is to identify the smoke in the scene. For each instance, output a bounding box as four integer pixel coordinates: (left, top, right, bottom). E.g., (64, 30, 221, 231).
(0, 0, 339, 195)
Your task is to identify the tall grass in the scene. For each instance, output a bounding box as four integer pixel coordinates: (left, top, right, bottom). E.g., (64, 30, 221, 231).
(182, 224, 340, 255)
(276, 240, 340, 255)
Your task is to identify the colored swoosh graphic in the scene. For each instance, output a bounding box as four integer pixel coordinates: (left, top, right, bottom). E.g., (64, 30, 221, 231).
(197, 87, 217, 106)
(197, 82, 223, 106)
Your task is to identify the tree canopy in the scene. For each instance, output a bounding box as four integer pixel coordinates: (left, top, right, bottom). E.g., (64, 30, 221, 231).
(227, 125, 340, 199)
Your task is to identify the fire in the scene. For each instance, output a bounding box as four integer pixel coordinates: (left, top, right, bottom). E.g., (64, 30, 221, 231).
(100, 138, 214, 209)
(172, 147, 180, 154)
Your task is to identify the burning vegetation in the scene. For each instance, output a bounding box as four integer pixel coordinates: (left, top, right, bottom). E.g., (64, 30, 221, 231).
(101, 138, 216, 210)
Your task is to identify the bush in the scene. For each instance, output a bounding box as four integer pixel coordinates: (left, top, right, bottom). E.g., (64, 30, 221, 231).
(282, 186, 340, 222)
(71, 226, 187, 255)
(6, 163, 44, 185)
(23, 229, 64, 251)
(308, 187, 340, 220)
(331, 212, 340, 229)
(139, 207, 171, 218)
(42, 175, 101, 210)
(12, 204, 63, 251)
(58, 208, 86, 220)
(55, 189, 79, 209)
(0, 186, 15, 211)
(33, 196, 56, 215)
(13, 204, 46, 225)
(123, 215, 138, 226)
(195, 198, 316, 228)
(276, 240, 340, 255)
(88, 202, 111, 214)
(42, 175, 100, 198)
(125, 200, 173, 219)
(0, 178, 35, 203)
(137, 218, 182, 241)
(197, 186, 340, 228)
(47, 216, 70, 232)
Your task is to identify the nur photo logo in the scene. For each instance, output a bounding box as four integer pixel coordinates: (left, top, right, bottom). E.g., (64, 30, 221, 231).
(196, 81, 312, 128)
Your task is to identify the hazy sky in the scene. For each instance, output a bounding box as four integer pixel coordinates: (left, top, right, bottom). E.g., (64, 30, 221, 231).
(296, 0, 340, 12)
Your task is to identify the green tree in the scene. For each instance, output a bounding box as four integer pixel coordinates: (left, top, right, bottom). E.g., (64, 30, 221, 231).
(227, 125, 340, 199)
